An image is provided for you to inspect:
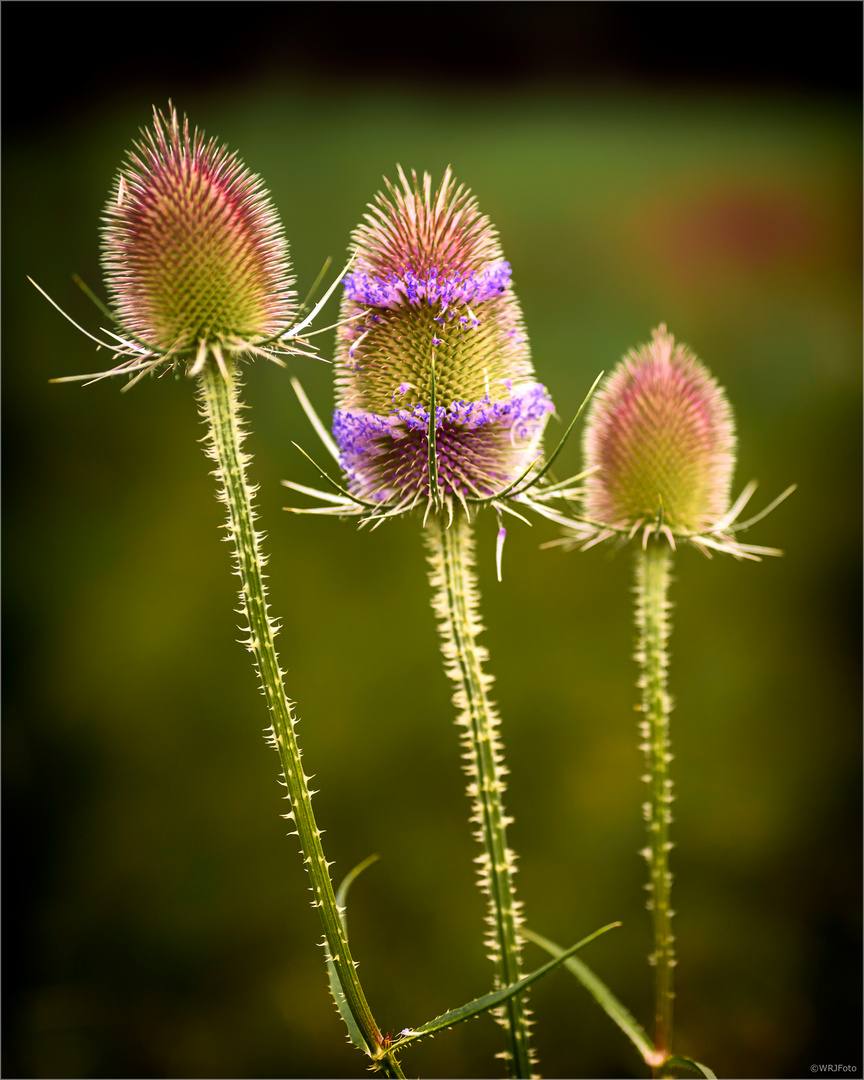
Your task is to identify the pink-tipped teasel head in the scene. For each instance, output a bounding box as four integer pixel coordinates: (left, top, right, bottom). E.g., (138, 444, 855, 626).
(101, 104, 295, 372)
(582, 325, 736, 541)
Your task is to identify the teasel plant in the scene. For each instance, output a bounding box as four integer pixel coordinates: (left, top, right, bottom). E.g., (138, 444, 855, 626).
(30, 103, 414, 1076)
(531, 326, 795, 1078)
(284, 165, 615, 1078)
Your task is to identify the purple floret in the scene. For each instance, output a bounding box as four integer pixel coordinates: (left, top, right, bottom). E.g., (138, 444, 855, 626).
(332, 383, 554, 504)
(342, 260, 512, 314)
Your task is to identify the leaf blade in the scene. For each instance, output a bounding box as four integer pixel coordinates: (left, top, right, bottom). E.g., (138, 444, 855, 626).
(326, 855, 381, 1056)
(663, 1055, 718, 1079)
(387, 922, 620, 1052)
(522, 927, 656, 1064)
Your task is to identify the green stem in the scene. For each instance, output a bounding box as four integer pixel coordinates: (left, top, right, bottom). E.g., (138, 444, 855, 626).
(196, 360, 393, 1069)
(425, 511, 534, 1079)
(634, 542, 676, 1063)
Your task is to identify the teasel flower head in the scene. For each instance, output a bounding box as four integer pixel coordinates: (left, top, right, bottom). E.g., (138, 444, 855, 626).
(545, 326, 794, 560)
(320, 167, 555, 522)
(38, 104, 326, 389)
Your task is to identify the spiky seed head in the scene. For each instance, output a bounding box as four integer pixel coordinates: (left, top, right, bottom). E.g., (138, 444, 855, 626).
(333, 167, 553, 506)
(102, 105, 295, 363)
(582, 325, 736, 537)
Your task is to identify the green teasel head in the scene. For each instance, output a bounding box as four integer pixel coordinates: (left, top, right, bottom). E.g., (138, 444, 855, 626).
(554, 325, 793, 559)
(584, 324, 735, 537)
(331, 167, 553, 513)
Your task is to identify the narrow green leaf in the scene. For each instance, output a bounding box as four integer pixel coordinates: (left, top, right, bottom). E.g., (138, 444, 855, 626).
(336, 854, 380, 931)
(326, 855, 380, 1056)
(522, 927, 656, 1064)
(663, 1055, 718, 1079)
(327, 957, 370, 1055)
(387, 922, 620, 1053)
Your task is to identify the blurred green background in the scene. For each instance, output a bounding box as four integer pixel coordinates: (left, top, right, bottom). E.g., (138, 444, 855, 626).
(3, 5, 861, 1079)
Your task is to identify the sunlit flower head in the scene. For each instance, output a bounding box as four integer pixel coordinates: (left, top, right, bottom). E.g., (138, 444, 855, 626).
(37, 104, 322, 389)
(101, 104, 297, 380)
(584, 324, 735, 534)
(330, 166, 554, 518)
(549, 326, 793, 560)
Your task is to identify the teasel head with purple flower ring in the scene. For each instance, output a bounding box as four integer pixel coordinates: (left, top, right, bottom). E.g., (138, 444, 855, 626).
(36, 104, 337, 389)
(544, 325, 795, 560)
(288, 166, 589, 529)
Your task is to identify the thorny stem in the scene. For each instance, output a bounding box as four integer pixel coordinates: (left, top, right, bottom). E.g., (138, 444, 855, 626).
(635, 542, 676, 1067)
(425, 512, 534, 1079)
(197, 360, 402, 1075)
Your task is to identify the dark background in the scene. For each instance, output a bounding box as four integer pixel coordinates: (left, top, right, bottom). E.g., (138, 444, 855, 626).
(3, 3, 861, 1078)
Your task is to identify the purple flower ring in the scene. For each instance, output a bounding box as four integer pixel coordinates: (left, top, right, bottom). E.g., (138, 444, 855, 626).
(334, 383, 553, 505)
